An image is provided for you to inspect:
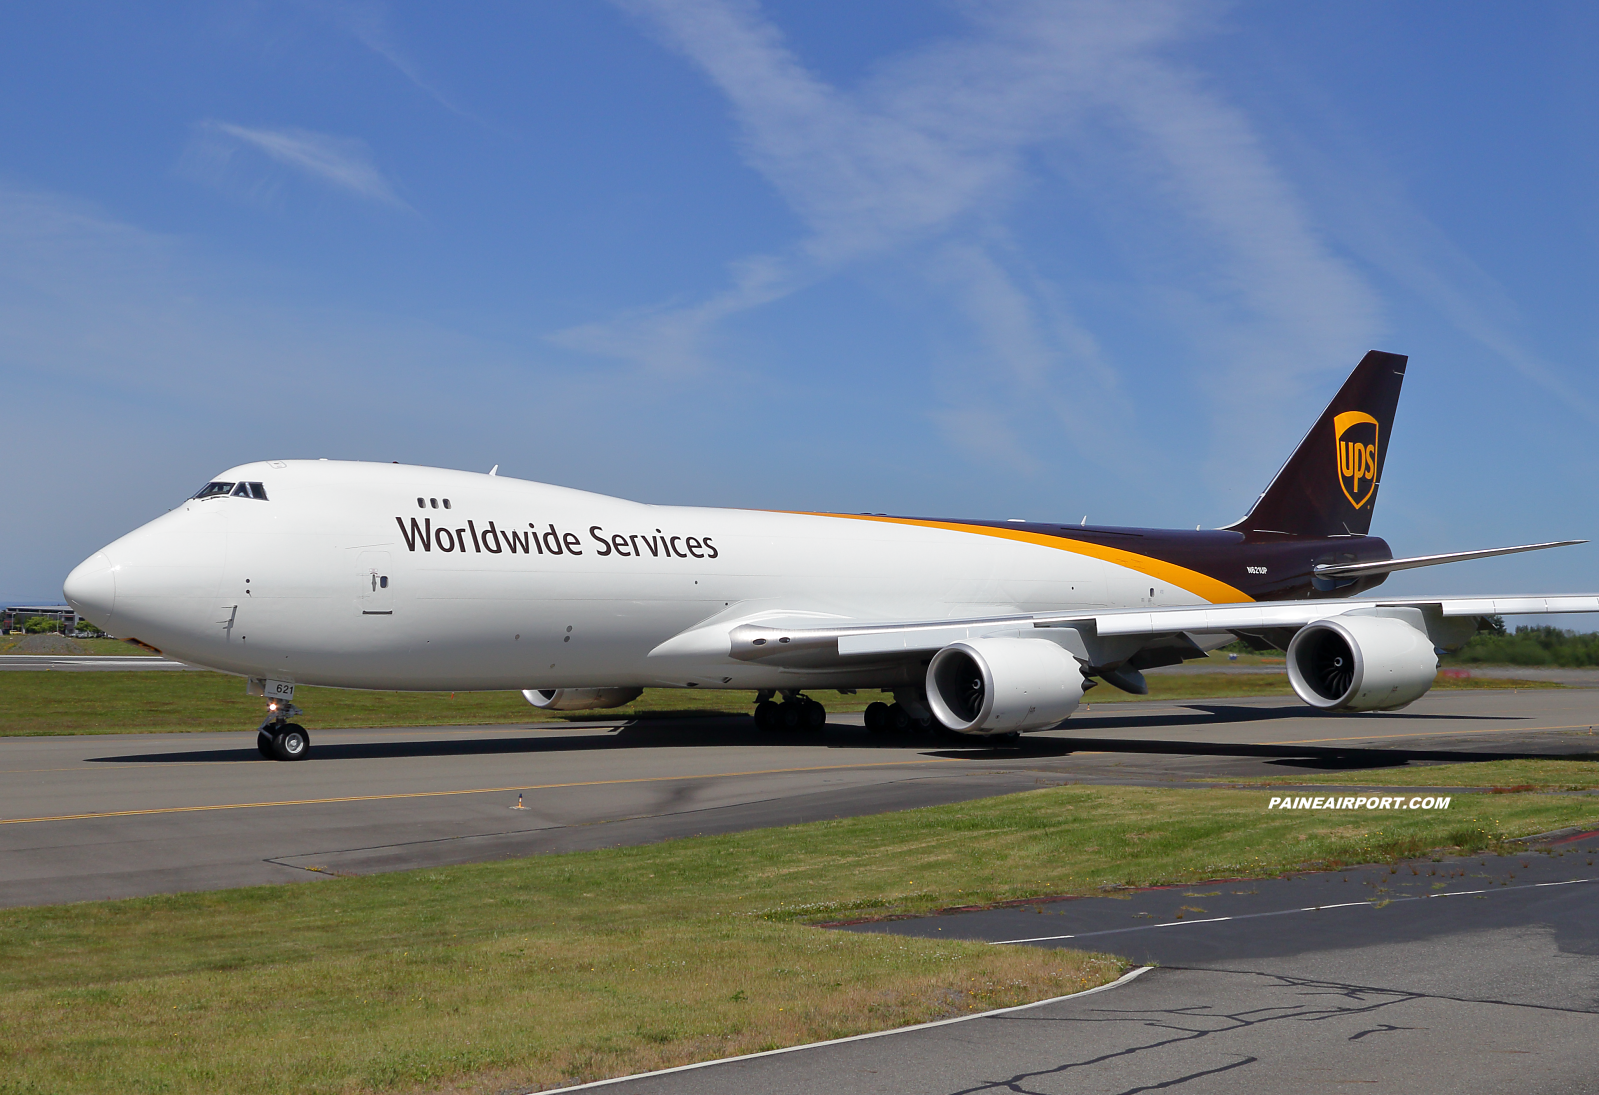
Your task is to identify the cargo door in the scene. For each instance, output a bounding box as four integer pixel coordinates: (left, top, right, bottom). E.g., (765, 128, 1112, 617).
(358, 551, 393, 615)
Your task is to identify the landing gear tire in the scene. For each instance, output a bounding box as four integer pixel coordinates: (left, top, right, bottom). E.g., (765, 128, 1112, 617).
(885, 703, 912, 734)
(257, 732, 274, 759)
(756, 696, 826, 732)
(270, 724, 310, 761)
(864, 701, 891, 734)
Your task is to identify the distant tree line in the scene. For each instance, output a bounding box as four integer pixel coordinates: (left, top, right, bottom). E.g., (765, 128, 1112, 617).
(1444, 624, 1599, 667)
(1221, 619, 1599, 667)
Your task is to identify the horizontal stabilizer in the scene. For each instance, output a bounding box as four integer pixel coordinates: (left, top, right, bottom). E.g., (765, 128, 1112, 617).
(1311, 540, 1586, 580)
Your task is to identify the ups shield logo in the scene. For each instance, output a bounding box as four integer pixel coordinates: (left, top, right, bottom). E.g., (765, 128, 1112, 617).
(1334, 410, 1379, 509)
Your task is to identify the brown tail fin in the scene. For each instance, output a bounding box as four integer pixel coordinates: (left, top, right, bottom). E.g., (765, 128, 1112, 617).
(1227, 351, 1408, 538)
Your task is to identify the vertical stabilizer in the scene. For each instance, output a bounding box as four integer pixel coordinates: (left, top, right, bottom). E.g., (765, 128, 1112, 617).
(1228, 351, 1407, 537)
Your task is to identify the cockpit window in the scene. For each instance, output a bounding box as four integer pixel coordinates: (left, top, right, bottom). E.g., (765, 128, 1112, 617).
(191, 481, 268, 501)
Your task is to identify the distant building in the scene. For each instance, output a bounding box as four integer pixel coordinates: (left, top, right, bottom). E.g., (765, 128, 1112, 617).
(3, 605, 81, 633)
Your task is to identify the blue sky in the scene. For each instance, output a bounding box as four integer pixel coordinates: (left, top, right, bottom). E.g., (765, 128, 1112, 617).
(4, 1, 1597, 620)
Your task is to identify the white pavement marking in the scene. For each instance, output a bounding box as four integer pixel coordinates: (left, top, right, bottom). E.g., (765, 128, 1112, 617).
(533, 965, 1155, 1094)
(986, 879, 1597, 945)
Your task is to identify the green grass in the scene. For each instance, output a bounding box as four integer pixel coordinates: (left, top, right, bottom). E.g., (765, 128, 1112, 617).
(0, 669, 1564, 737)
(0, 635, 157, 656)
(1197, 649, 1287, 667)
(1085, 671, 1560, 704)
(75, 637, 160, 656)
(2, 783, 1595, 1094)
(0, 673, 879, 736)
(1233, 757, 1599, 790)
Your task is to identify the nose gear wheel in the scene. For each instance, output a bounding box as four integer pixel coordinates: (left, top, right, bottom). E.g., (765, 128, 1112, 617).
(257, 701, 311, 761)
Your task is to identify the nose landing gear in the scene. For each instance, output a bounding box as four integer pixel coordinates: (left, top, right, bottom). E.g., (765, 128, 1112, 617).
(257, 702, 311, 761)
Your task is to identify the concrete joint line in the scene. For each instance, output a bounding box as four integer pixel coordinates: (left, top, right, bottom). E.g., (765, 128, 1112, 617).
(531, 965, 1155, 1094)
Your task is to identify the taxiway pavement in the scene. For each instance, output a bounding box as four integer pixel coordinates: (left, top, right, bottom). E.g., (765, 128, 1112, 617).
(2, 688, 1597, 908)
(557, 833, 1599, 1095)
(0, 654, 198, 671)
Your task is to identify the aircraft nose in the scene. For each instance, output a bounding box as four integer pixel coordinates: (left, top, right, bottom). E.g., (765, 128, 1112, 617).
(64, 551, 117, 630)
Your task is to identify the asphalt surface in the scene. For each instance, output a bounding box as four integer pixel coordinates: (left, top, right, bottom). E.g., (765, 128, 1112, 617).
(0, 654, 197, 671)
(3, 688, 1598, 908)
(556, 834, 1599, 1095)
(7, 689, 1599, 1092)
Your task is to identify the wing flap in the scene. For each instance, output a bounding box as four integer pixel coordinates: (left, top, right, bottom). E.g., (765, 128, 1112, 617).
(1435, 595, 1599, 616)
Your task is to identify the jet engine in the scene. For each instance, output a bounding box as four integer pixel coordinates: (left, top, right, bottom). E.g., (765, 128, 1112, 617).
(522, 687, 644, 711)
(1286, 615, 1437, 712)
(926, 637, 1085, 735)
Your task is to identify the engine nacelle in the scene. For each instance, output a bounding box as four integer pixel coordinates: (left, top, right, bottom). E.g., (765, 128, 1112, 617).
(522, 687, 643, 711)
(1286, 615, 1437, 712)
(926, 637, 1085, 735)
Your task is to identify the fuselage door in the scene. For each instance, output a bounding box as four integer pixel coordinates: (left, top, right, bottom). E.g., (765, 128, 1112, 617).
(358, 551, 393, 615)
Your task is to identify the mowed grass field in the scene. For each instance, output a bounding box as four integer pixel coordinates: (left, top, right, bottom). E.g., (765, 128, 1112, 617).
(4, 780, 1598, 1094)
(0, 670, 1561, 736)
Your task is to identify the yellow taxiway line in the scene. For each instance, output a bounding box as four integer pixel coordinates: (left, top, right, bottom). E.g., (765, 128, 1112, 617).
(0, 757, 954, 826)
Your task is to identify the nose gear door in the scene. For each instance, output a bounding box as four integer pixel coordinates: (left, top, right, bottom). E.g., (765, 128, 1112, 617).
(357, 551, 393, 615)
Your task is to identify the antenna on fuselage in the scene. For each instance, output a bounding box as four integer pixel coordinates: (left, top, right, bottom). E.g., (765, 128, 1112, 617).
(488, 465, 499, 476)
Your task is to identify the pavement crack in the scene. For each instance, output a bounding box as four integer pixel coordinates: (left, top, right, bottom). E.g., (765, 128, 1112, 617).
(1162, 966, 1599, 1016)
(938, 970, 1436, 1095)
(1111, 1055, 1258, 1093)
(1346, 1022, 1417, 1041)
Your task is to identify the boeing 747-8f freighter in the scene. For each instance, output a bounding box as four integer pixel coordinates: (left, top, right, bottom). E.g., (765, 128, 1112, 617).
(64, 352, 1591, 759)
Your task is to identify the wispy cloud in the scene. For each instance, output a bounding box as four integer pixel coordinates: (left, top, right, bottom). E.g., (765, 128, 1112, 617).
(570, 0, 1381, 480)
(181, 121, 409, 209)
(307, 0, 486, 125)
(1285, 127, 1599, 429)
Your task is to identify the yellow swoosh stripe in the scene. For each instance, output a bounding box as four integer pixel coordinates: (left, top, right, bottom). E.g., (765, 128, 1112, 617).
(796, 513, 1253, 605)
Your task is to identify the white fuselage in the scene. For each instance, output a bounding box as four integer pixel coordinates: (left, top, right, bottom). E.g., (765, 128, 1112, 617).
(66, 460, 1213, 692)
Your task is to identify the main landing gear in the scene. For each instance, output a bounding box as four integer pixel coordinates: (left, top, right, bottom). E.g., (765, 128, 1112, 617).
(257, 701, 311, 761)
(863, 700, 930, 735)
(753, 690, 826, 732)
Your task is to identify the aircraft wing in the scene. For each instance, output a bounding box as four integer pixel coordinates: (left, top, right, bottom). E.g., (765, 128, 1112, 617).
(649, 594, 1599, 666)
